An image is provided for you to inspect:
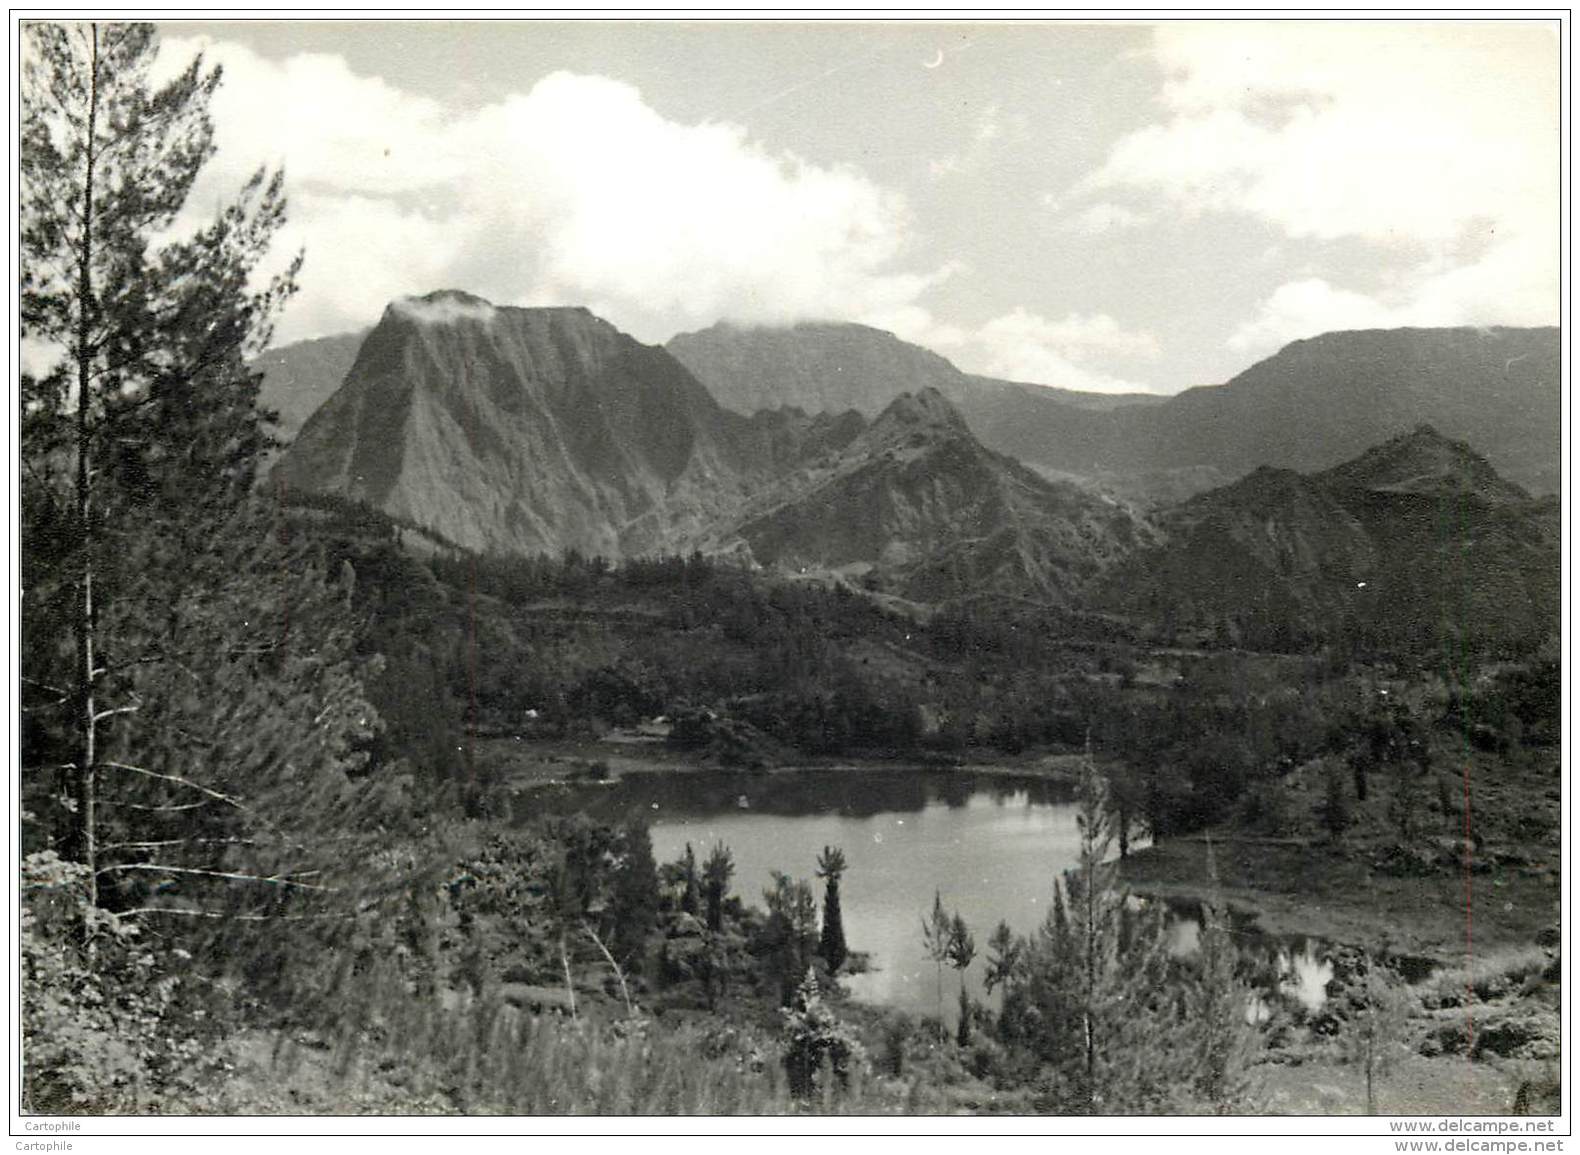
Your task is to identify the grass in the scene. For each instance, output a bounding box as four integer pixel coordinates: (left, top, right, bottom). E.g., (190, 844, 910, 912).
(170, 991, 997, 1116)
(1423, 946, 1552, 1006)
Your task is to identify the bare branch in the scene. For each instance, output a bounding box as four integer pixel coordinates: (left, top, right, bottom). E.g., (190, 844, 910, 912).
(118, 907, 349, 923)
(95, 863, 336, 891)
(102, 759, 250, 811)
(100, 797, 209, 813)
(22, 675, 70, 699)
(101, 837, 258, 852)
(101, 760, 309, 852)
(583, 920, 635, 1017)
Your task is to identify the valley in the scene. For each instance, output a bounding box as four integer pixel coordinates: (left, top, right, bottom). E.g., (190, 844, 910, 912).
(30, 286, 1564, 1118)
(18, 18, 1562, 1127)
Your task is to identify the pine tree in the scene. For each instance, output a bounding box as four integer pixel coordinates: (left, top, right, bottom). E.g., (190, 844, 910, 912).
(18, 23, 406, 955)
(678, 842, 700, 917)
(1320, 762, 1353, 841)
(780, 968, 863, 1099)
(983, 919, 1021, 1014)
(1338, 946, 1412, 1114)
(701, 841, 734, 933)
(1004, 753, 1182, 1113)
(1190, 840, 1259, 1113)
(947, 912, 976, 1046)
(610, 820, 659, 970)
(816, 845, 848, 974)
(763, 872, 818, 1005)
(920, 889, 951, 1038)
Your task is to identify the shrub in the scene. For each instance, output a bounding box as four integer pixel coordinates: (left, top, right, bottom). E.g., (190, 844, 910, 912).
(781, 969, 865, 1098)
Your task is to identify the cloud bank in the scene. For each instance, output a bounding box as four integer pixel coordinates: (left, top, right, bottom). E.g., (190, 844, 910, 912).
(1077, 22, 1558, 354)
(160, 39, 953, 348)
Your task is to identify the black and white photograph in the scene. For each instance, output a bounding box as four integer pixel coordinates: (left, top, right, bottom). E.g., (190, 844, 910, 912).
(11, 11, 1568, 1134)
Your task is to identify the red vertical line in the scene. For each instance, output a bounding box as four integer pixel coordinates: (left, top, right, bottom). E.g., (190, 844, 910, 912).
(464, 393, 479, 802)
(1462, 754, 1475, 1057)
(274, 474, 290, 647)
(1453, 484, 1473, 1057)
(467, 550, 478, 800)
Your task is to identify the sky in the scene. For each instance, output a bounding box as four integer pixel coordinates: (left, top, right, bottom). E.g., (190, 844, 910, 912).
(154, 18, 1561, 395)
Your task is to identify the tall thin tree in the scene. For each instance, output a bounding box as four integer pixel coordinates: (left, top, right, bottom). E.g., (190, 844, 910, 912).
(701, 841, 735, 933)
(1191, 839, 1259, 1113)
(921, 889, 951, 1038)
(816, 845, 849, 974)
(20, 23, 392, 955)
(947, 912, 976, 1046)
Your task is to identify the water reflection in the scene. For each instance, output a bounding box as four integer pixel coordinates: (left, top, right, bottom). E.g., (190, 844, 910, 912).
(1164, 907, 1336, 1013)
(526, 770, 1362, 1022)
(521, 768, 1076, 827)
(528, 770, 1079, 1017)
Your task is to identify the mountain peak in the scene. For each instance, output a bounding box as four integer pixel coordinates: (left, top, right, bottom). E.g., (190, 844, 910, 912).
(872, 387, 968, 432)
(386, 289, 499, 326)
(1319, 422, 1528, 502)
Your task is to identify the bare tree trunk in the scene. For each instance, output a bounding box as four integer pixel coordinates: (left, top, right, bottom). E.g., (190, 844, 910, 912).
(72, 23, 102, 948)
(1366, 1042, 1375, 1115)
(583, 920, 633, 1017)
(1085, 869, 1096, 1113)
(558, 931, 578, 1021)
(935, 959, 943, 1041)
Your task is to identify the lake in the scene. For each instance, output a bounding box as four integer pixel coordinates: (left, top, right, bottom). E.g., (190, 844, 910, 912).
(524, 768, 1334, 1020)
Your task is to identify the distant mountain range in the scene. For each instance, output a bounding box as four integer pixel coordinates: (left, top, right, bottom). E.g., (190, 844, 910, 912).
(273, 293, 1147, 601)
(667, 321, 1559, 500)
(261, 310, 1559, 505)
(255, 330, 367, 444)
(276, 292, 809, 557)
(1097, 425, 1559, 653)
(263, 294, 1557, 646)
(666, 320, 1164, 418)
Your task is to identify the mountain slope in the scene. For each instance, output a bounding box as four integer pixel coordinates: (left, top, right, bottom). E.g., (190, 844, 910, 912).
(717, 387, 1156, 604)
(254, 331, 366, 443)
(275, 292, 783, 557)
(668, 322, 1559, 500)
(665, 321, 1166, 484)
(1098, 426, 1558, 654)
(1131, 327, 1560, 495)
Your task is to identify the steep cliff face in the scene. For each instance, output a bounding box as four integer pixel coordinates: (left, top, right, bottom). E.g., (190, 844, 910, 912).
(276, 301, 1148, 602)
(275, 292, 761, 557)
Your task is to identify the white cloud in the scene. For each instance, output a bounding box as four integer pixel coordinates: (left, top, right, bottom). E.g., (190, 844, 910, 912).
(159, 39, 460, 202)
(1082, 22, 1559, 346)
(458, 72, 947, 338)
(276, 193, 463, 340)
(154, 40, 952, 347)
(950, 308, 1164, 394)
(1230, 226, 1559, 354)
(1093, 24, 1556, 244)
(1227, 278, 1404, 353)
(391, 294, 498, 326)
(980, 308, 1160, 362)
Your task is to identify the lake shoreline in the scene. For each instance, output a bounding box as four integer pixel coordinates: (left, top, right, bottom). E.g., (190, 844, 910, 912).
(492, 734, 1556, 975)
(487, 732, 1094, 793)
